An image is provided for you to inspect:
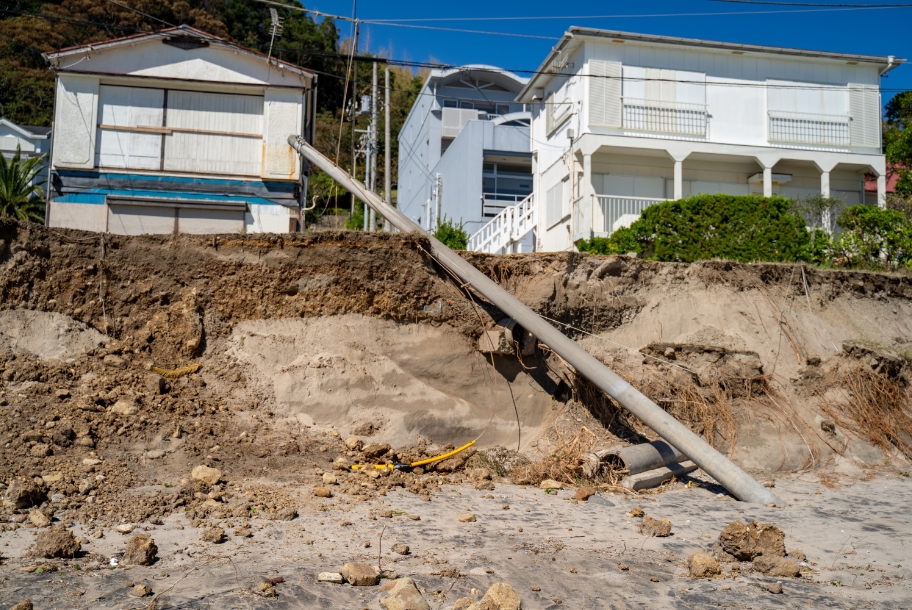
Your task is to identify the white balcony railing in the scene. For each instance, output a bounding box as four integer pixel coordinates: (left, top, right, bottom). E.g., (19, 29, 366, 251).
(469, 193, 535, 254)
(622, 98, 708, 136)
(482, 192, 528, 217)
(768, 111, 850, 147)
(573, 194, 666, 241)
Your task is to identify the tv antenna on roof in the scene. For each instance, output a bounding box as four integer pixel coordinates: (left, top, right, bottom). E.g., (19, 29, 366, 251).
(266, 7, 285, 63)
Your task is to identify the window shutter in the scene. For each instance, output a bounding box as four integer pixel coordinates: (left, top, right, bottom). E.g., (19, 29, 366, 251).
(589, 60, 622, 128)
(849, 84, 880, 149)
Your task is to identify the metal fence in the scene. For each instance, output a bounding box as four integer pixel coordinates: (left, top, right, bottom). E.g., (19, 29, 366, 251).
(622, 98, 707, 136)
(768, 111, 850, 147)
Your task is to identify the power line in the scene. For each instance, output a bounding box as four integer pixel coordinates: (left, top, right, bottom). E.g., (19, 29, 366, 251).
(710, 0, 912, 6)
(365, 5, 911, 22)
(103, 0, 175, 27)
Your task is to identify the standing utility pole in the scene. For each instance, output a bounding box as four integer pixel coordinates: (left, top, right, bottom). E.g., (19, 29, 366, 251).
(384, 67, 391, 232)
(369, 62, 379, 231)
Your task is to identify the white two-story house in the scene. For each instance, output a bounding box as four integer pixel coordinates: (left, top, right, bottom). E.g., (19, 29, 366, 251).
(398, 65, 532, 241)
(43, 26, 316, 235)
(476, 28, 903, 253)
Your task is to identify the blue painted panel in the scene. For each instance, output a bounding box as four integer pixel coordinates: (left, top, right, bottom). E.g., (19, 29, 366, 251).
(54, 193, 106, 205)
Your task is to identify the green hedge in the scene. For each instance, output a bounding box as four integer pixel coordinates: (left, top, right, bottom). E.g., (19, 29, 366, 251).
(577, 194, 809, 263)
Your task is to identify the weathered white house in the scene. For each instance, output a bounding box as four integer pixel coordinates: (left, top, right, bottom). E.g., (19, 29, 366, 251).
(472, 28, 903, 253)
(398, 65, 532, 241)
(43, 26, 316, 235)
(0, 119, 51, 183)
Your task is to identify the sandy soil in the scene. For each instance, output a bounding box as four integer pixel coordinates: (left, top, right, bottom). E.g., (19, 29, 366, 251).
(1, 468, 910, 609)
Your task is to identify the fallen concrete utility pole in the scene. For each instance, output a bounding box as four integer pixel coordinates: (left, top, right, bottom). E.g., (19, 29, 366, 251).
(289, 135, 782, 506)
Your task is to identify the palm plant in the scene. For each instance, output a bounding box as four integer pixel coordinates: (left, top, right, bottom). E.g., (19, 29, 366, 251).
(0, 145, 46, 223)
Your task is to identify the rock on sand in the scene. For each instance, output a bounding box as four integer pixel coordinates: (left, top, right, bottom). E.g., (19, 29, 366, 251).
(341, 562, 380, 586)
(34, 526, 81, 558)
(639, 515, 672, 537)
(688, 552, 721, 578)
(191, 465, 222, 485)
(718, 520, 786, 561)
(124, 534, 158, 565)
(753, 555, 801, 577)
(379, 577, 430, 610)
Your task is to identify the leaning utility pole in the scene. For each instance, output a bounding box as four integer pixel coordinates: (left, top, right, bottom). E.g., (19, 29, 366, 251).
(369, 61, 379, 231)
(384, 67, 391, 232)
(349, 14, 359, 217)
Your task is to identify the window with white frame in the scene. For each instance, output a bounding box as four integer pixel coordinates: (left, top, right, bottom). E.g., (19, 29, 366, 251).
(546, 82, 573, 134)
(545, 178, 567, 227)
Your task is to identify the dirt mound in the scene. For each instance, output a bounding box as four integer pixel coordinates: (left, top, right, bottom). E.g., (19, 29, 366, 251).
(0, 310, 106, 361)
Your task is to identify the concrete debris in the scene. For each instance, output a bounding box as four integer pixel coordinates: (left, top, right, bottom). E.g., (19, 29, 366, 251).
(318, 572, 344, 583)
(539, 479, 563, 490)
(115, 524, 134, 534)
(28, 510, 51, 528)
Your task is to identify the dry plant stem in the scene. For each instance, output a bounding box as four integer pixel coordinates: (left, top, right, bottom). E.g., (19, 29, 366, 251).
(378, 525, 387, 575)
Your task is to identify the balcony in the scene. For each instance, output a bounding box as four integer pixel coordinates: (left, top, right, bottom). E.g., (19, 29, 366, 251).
(573, 194, 666, 241)
(768, 111, 850, 147)
(622, 98, 708, 137)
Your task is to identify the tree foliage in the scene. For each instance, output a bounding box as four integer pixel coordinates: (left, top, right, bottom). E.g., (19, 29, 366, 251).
(885, 91, 912, 197)
(0, 145, 46, 222)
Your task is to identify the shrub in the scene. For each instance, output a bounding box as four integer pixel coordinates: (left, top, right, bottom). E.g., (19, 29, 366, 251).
(433, 216, 469, 250)
(578, 194, 810, 263)
(832, 205, 912, 269)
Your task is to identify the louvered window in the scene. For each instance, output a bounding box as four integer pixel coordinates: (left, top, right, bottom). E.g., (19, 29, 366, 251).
(588, 60, 622, 128)
(849, 84, 881, 149)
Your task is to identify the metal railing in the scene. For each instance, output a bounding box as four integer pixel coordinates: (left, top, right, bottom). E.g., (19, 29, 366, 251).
(574, 194, 666, 241)
(469, 193, 535, 254)
(482, 192, 529, 217)
(622, 98, 707, 136)
(768, 111, 850, 146)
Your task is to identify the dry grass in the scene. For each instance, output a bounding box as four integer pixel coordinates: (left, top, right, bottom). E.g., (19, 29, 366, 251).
(510, 427, 598, 486)
(821, 367, 912, 458)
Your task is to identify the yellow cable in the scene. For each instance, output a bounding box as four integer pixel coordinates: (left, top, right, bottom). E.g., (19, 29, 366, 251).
(349, 440, 477, 471)
(409, 440, 476, 467)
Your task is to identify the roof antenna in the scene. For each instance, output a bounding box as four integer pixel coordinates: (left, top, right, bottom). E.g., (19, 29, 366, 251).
(266, 7, 284, 65)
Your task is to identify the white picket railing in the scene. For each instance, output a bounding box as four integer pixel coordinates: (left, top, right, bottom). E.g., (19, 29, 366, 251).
(468, 193, 536, 254)
(574, 194, 666, 240)
(768, 110, 850, 146)
(622, 98, 708, 136)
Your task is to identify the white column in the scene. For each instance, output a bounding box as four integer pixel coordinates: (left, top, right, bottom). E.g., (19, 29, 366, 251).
(763, 167, 772, 197)
(877, 174, 887, 208)
(673, 160, 683, 200)
(820, 171, 830, 198)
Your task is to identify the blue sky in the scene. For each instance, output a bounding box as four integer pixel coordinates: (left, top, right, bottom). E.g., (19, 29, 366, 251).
(308, 0, 912, 103)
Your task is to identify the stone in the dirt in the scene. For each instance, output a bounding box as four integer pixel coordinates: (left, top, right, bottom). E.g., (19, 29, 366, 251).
(362, 443, 393, 460)
(147, 374, 169, 395)
(378, 509, 394, 518)
(129, 584, 152, 597)
(318, 572, 344, 583)
(103, 354, 125, 367)
(4, 477, 45, 509)
(476, 582, 522, 610)
(352, 421, 376, 437)
(124, 534, 158, 565)
(34, 526, 81, 558)
(767, 582, 784, 594)
(392, 543, 410, 555)
(116, 524, 134, 534)
(753, 556, 800, 577)
(10, 600, 33, 610)
(629, 507, 645, 517)
(688, 552, 721, 578)
(539, 479, 563, 490)
(82, 458, 102, 466)
(256, 581, 276, 597)
(111, 399, 138, 416)
(639, 515, 672, 537)
(29, 443, 52, 458)
(574, 487, 596, 501)
(789, 549, 806, 562)
(28, 510, 51, 528)
(718, 520, 786, 561)
(458, 513, 476, 523)
(452, 599, 474, 610)
(341, 562, 380, 586)
(234, 527, 252, 538)
(315, 486, 333, 498)
(201, 527, 225, 544)
(191, 465, 222, 485)
(333, 457, 350, 470)
(345, 437, 363, 451)
(470, 468, 493, 481)
(379, 577, 430, 610)
(474, 480, 495, 491)
(323, 473, 337, 485)
(277, 506, 298, 520)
